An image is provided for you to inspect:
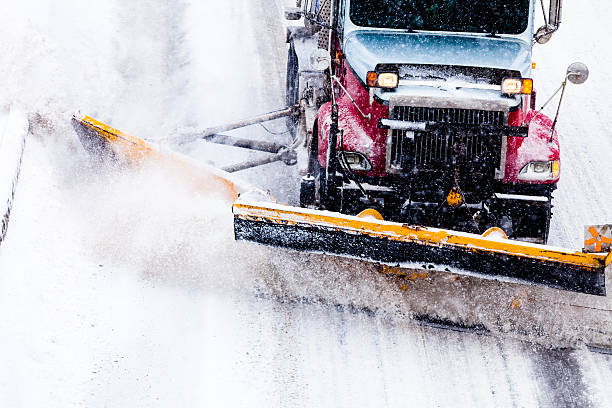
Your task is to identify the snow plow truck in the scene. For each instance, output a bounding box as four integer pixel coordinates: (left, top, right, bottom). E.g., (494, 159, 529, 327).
(72, 0, 612, 346)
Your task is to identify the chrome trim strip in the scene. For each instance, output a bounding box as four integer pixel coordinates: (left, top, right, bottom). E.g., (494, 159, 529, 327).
(389, 95, 513, 118)
(495, 193, 549, 202)
(398, 79, 501, 91)
(496, 136, 507, 180)
(380, 119, 427, 132)
(342, 180, 395, 192)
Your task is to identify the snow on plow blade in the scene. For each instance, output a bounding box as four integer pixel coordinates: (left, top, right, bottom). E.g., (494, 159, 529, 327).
(233, 200, 610, 296)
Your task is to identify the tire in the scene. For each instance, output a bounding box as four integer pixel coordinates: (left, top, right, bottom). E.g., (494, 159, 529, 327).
(301, 122, 336, 211)
(308, 123, 326, 207)
(313, 153, 327, 206)
(285, 41, 299, 143)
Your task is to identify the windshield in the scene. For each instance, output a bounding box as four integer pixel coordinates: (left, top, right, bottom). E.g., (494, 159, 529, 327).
(349, 0, 530, 35)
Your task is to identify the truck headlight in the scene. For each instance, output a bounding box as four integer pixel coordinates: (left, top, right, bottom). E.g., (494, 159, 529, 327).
(341, 152, 372, 171)
(501, 78, 533, 95)
(367, 71, 399, 89)
(518, 160, 560, 181)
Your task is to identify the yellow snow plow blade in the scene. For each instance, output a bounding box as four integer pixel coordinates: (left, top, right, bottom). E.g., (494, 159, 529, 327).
(71, 114, 257, 203)
(233, 199, 610, 296)
(72, 114, 609, 297)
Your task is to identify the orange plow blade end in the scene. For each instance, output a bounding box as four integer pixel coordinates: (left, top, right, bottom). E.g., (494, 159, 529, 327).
(71, 114, 263, 204)
(233, 199, 609, 296)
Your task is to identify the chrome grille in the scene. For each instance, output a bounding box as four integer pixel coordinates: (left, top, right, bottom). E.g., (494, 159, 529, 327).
(413, 133, 487, 167)
(388, 129, 405, 170)
(388, 106, 504, 172)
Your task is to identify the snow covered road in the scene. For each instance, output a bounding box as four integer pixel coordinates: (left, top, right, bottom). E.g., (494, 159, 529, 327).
(1, 0, 612, 407)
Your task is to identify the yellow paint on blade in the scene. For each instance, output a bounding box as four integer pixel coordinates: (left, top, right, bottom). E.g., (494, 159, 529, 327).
(74, 115, 247, 203)
(77, 115, 155, 163)
(233, 200, 609, 271)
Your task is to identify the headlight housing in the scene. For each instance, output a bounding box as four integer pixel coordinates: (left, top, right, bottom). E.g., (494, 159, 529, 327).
(501, 78, 533, 95)
(518, 160, 560, 181)
(340, 152, 372, 171)
(367, 71, 399, 89)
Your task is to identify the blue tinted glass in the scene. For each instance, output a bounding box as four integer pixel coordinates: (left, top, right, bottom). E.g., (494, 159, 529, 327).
(350, 0, 530, 34)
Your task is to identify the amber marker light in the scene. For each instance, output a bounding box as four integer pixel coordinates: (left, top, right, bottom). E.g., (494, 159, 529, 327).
(552, 160, 560, 179)
(366, 71, 378, 87)
(522, 78, 533, 94)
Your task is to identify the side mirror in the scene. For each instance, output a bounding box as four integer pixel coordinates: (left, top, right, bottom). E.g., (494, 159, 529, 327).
(285, 7, 302, 21)
(545, 62, 588, 142)
(566, 62, 589, 85)
(534, 0, 563, 44)
(535, 25, 554, 44)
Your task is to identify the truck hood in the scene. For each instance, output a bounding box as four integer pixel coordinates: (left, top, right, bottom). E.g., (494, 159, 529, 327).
(345, 31, 532, 85)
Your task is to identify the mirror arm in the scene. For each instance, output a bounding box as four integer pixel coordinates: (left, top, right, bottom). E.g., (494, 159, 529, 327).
(549, 0, 563, 28)
(535, 0, 562, 43)
(549, 80, 567, 143)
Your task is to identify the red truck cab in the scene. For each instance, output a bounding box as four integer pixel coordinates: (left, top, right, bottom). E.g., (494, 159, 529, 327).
(288, 0, 567, 243)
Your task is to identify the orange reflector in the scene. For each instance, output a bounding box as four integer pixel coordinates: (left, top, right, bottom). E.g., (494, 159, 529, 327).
(532, 62, 537, 70)
(584, 225, 612, 253)
(446, 187, 463, 208)
(366, 71, 378, 87)
(522, 78, 533, 94)
(552, 160, 560, 179)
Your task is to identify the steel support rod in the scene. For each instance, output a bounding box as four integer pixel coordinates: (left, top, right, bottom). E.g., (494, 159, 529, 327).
(549, 80, 567, 143)
(222, 152, 285, 173)
(203, 134, 285, 153)
(176, 106, 298, 145)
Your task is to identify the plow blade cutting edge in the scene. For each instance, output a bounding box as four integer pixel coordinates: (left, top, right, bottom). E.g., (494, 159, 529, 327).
(72, 114, 610, 297)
